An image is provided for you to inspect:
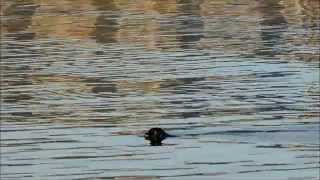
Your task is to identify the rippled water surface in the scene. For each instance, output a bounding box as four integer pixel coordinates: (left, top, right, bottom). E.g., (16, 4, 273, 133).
(1, 0, 320, 179)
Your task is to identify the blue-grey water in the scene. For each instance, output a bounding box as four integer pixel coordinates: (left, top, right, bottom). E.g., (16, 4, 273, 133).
(1, 0, 320, 180)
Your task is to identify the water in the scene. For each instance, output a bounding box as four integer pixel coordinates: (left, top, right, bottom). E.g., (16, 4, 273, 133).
(1, 0, 320, 179)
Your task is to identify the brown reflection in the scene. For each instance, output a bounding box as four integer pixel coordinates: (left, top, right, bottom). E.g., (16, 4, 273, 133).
(281, 0, 320, 63)
(255, 0, 288, 56)
(300, 0, 320, 29)
(116, 2, 162, 50)
(30, 0, 96, 39)
(152, 0, 178, 14)
(90, 0, 119, 43)
(256, 0, 287, 25)
(114, 80, 161, 94)
(176, 0, 204, 49)
(1, 0, 318, 56)
(31, 74, 95, 94)
(198, 0, 261, 54)
(2, 0, 37, 40)
(113, 0, 188, 50)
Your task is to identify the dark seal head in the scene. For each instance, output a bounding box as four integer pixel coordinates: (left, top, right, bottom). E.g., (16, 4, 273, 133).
(144, 128, 168, 146)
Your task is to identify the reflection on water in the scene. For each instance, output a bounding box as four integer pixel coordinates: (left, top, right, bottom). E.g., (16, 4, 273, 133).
(91, 0, 119, 44)
(176, 0, 204, 49)
(256, 0, 288, 56)
(2, 0, 37, 40)
(1, 0, 320, 179)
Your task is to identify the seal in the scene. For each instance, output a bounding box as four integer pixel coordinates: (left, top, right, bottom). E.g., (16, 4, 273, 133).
(144, 128, 169, 146)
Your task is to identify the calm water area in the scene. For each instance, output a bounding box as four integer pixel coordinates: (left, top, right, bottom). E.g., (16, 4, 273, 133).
(1, 0, 320, 179)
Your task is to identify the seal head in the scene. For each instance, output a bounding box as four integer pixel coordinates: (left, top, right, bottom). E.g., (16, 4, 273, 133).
(144, 128, 168, 146)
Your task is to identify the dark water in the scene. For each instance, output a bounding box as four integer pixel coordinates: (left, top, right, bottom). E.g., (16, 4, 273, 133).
(1, 0, 320, 179)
